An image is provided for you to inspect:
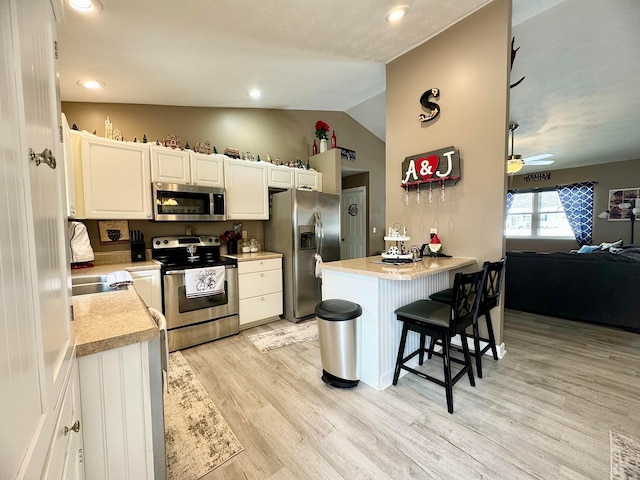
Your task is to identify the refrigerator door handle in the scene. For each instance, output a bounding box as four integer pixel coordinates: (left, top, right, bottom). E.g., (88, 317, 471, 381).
(318, 210, 324, 255)
(314, 210, 322, 255)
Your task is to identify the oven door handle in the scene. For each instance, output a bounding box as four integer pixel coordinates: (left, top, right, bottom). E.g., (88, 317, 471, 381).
(165, 270, 185, 275)
(164, 265, 237, 275)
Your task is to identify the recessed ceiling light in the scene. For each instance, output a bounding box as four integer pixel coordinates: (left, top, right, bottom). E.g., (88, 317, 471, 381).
(77, 79, 104, 89)
(247, 89, 262, 99)
(69, 0, 103, 13)
(385, 5, 409, 23)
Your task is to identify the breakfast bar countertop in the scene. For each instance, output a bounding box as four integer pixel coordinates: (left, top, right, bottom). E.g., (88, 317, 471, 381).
(321, 256, 477, 280)
(73, 287, 159, 357)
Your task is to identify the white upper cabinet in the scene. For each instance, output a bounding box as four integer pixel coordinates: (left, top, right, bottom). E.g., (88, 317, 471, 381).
(224, 157, 269, 220)
(267, 164, 295, 189)
(296, 169, 322, 192)
(150, 145, 190, 184)
(189, 152, 225, 187)
(80, 134, 153, 219)
(151, 146, 225, 188)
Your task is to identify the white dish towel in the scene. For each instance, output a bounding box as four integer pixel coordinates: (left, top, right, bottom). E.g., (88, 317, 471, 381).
(106, 270, 134, 288)
(184, 266, 225, 298)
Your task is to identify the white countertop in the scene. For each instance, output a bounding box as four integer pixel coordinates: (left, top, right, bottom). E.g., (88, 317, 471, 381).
(321, 255, 477, 280)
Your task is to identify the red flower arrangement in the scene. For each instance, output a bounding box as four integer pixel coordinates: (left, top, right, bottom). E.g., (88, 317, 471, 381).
(220, 230, 241, 242)
(315, 120, 330, 140)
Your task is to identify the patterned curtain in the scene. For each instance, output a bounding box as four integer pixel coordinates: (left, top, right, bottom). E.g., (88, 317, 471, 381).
(505, 189, 516, 216)
(556, 182, 595, 246)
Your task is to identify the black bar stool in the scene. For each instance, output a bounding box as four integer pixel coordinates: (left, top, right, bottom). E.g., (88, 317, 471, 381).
(393, 269, 485, 414)
(428, 258, 506, 378)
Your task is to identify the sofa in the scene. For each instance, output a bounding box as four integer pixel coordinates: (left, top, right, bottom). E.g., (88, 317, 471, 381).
(505, 248, 640, 332)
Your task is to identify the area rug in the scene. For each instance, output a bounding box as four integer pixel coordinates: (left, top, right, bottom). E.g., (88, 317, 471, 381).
(611, 431, 640, 479)
(248, 320, 318, 353)
(164, 352, 243, 480)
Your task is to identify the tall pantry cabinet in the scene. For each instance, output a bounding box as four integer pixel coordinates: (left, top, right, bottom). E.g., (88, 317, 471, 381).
(0, 0, 82, 478)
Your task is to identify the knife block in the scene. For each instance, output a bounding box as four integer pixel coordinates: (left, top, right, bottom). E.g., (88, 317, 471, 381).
(130, 241, 146, 262)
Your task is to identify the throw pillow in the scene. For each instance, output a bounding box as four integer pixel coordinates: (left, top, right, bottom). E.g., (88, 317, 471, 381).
(599, 240, 623, 250)
(577, 245, 600, 254)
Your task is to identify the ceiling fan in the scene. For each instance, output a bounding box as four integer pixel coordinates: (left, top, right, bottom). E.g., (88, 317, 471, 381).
(507, 123, 554, 174)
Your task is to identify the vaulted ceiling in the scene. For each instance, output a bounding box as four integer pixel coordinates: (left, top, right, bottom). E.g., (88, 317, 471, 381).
(57, 0, 640, 172)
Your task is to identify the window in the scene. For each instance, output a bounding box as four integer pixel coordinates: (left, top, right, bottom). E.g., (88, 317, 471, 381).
(506, 190, 574, 238)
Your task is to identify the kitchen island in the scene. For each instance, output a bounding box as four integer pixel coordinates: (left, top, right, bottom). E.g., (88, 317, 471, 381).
(321, 256, 476, 390)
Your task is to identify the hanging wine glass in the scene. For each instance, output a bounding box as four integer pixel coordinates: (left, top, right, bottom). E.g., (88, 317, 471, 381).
(441, 182, 446, 202)
(416, 185, 421, 204)
(404, 185, 409, 205)
(428, 182, 433, 203)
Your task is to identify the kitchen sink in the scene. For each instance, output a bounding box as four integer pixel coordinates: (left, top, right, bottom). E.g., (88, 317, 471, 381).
(71, 275, 118, 296)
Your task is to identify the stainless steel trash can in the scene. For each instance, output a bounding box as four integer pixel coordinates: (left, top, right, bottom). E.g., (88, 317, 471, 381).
(315, 299, 362, 388)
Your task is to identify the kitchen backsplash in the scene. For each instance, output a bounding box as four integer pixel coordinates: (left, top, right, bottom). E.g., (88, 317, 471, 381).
(81, 219, 265, 254)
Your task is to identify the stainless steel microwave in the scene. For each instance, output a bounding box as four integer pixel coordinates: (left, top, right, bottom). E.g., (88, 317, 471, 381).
(153, 182, 225, 221)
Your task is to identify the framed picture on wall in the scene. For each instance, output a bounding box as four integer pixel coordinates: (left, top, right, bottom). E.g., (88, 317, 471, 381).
(607, 188, 640, 220)
(98, 220, 130, 244)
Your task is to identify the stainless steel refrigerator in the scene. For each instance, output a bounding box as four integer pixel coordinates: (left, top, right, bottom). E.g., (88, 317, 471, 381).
(264, 189, 340, 322)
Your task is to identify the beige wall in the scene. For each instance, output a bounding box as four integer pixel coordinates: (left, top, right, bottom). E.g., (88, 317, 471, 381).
(62, 102, 386, 254)
(506, 157, 640, 252)
(386, 0, 511, 343)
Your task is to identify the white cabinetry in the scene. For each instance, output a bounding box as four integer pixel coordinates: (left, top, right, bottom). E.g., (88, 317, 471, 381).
(41, 362, 85, 480)
(78, 340, 163, 480)
(130, 268, 162, 311)
(190, 152, 225, 187)
(80, 134, 152, 219)
(238, 258, 283, 328)
(150, 145, 189, 184)
(1, 0, 77, 477)
(267, 164, 295, 189)
(151, 147, 225, 188)
(61, 113, 77, 218)
(224, 157, 269, 220)
(296, 169, 322, 192)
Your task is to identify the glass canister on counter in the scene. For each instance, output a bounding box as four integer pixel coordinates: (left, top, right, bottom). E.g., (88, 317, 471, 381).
(250, 238, 259, 252)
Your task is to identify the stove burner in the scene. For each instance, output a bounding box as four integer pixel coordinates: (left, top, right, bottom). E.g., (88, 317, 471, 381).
(152, 235, 237, 271)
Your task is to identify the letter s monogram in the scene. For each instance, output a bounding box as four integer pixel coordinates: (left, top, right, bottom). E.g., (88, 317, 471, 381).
(418, 88, 440, 123)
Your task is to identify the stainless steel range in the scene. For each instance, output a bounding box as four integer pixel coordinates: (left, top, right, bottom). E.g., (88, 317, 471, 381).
(152, 235, 239, 351)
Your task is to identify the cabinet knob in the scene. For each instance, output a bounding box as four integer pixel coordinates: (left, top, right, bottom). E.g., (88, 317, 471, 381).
(64, 420, 80, 436)
(260, 273, 264, 277)
(261, 297, 265, 301)
(29, 147, 56, 169)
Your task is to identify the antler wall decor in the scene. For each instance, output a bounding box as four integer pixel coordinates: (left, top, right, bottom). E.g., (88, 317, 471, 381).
(510, 37, 525, 89)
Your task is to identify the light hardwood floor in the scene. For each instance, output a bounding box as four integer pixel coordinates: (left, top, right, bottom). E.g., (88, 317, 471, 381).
(180, 310, 640, 479)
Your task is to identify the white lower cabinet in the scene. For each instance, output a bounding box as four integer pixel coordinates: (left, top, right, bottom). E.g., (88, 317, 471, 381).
(78, 340, 165, 480)
(238, 257, 283, 328)
(41, 360, 85, 480)
(130, 268, 162, 312)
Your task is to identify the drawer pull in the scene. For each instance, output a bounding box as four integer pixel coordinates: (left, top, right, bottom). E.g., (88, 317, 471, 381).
(261, 297, 265, 301)
(64, 420, 80, 435)
(260, 273, 264, 277)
